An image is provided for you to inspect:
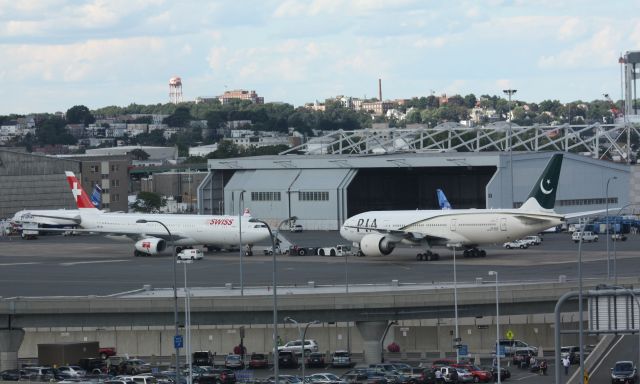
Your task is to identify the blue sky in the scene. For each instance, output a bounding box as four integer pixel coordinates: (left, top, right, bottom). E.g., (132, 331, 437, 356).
(1, 0, 639, 115)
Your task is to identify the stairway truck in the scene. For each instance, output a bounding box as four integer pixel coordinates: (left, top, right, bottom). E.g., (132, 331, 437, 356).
(317, 244, 352, 257)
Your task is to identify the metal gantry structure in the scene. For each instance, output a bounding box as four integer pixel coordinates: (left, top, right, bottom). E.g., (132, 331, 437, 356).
(281, 122, 639, 163)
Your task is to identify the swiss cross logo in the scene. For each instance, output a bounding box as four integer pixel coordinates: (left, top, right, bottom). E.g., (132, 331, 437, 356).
(72, 182, 82, 201)
(142, 242, 151, 249)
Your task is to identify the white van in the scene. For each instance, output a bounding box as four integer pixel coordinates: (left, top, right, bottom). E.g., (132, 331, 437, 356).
(132, 375, 158, 384)
(177, 248, 203, 260)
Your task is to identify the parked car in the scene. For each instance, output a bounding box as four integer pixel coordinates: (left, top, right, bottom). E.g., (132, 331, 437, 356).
(560, 346, 582, 364)
(248, 353, 268, 369)
(497, 339, 537, 356)
(99, 347, 118, 359)
(78, 357, 107, 374)
(192, 351, 215, 366)
(177, 249, 203, 260)
(277, 351, 299, 368)
(512, 348, 537, 368)
(278, 339, 319, 354)
(193, 369, 236, 384)
(58, 365, 86, 378)
(431, 359, 460, 369)
(612, 233, 628, 241)
(407, 368, 436, 384)
(611, 361, 637, 384)
(119, 359, 152, 375)
(489, 366, 510, 381)
(264, 375, 304, 384)
(306, 352, 326, 368)
(290, 224, 304, 233)
(436, 367, 458, 383)
(0, 369, 26, 381)
(309, 373, 346, 384)
(389, 363, 412, 375)
(503, 240, 529, 249)
(224, 354, 244, 369)
(572, 231, 598, 243)
(522, 235, 542, 245)
(132, 375, 159, 384)
(454, 368, 474, 383)
(331, 350, 353, 368)
(452, 364, 493, 383)
(341, 370, 387, 384)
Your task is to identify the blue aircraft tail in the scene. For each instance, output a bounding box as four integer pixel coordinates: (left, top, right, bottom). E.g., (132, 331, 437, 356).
(90, 184, 102, 209)
(436, 188, 452, 209)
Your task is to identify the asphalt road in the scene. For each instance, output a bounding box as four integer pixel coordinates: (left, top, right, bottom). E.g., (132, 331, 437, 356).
(0, 231, 638, 297)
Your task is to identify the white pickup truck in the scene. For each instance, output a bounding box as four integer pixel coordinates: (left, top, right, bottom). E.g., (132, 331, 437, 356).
(572, 231, 598, 243)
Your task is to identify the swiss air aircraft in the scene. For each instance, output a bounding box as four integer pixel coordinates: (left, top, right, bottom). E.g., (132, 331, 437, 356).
(340, 154, 581, 260)
(64, 171, 270, 256)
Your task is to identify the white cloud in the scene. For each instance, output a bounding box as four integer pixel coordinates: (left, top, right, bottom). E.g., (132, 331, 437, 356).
(557, 17, 587, 41)
(538, 25, 621, 69)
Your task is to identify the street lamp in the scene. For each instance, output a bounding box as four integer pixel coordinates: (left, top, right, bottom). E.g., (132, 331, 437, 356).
(577, 217, 585, 384)
(284, 317, 319, 384)
(447, 243, 462, 363)
(488, 271, 501, 384)
(248, 217, 296, 384)
(178, 258, 193, 384)
(238, 190, 246, 296)
(599, 285, 640, 367)
(379, 320, 398, 363)
(503, 89, 517, 208)
(605, 176, 617, 279)
(135, 219, 180, 384)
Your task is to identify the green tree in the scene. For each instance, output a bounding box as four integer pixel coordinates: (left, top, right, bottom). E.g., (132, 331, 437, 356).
(463, 94, 477, 109)
(131, 191, 165, 213)
(134, 130, 167, 146)
(163, 106, 192, 127)
(36, 116, 77, 145)
(130, 148, 150, 160)
(208, 140, 241, 159)
(66, 105, 95, 125)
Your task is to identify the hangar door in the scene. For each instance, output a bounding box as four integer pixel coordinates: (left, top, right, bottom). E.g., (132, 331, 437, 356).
(347, 166, 496, 216)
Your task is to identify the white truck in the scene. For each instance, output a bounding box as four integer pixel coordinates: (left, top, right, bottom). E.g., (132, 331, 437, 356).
(572, 231, 598, 243)
(21, 222, 39, 240)
(316, 244, 352, 257)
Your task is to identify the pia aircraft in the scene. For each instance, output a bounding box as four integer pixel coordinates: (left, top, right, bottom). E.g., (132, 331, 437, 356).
(341, 154, 572, 260)
(64, 171, 270, 256)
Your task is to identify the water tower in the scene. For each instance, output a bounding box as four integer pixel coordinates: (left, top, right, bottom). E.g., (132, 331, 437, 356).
(169, 76, 183, 104)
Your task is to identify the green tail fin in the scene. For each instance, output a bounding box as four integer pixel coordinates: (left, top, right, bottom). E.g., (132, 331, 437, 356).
(523, 154, 563, 210)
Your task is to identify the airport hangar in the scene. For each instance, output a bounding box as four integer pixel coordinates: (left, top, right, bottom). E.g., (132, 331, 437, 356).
(197, 150, 633, 231)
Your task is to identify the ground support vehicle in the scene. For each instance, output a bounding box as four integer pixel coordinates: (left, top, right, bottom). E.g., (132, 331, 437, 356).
(572, 231, 598, 243)
(503, 240, 529, 249)
(288, 245, 318, 256)
(21, 222, 39, 240)
(317, 244, 352, 256)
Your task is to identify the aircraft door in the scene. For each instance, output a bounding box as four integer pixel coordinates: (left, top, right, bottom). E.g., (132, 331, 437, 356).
(500, 218, 507, 231)
(450, 218, 457, 231)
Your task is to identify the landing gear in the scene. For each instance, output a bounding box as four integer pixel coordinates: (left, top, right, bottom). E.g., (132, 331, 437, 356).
(463, 248, 486, 258)
(416, 250, 440, 261)
(134, 250, 145, 257)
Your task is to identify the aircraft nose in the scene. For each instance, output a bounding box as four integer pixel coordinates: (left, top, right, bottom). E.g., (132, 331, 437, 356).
(340, 222, 350, 239)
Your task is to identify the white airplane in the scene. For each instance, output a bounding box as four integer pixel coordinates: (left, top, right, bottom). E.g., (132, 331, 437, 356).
(340, 154, 578, 260)
(64, 171, 271, 256)
(10, 184, 102, 231)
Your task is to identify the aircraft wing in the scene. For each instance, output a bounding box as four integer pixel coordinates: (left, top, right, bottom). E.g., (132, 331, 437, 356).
(564, 209, 618, 220)
(48, 227, 194, 242)
(28, 213, 82, 224)
(512, 214, 560, 226)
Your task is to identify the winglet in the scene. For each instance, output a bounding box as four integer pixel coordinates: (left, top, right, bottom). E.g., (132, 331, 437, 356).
(520, 154, 563, 211)
(65, 171, 98, 210)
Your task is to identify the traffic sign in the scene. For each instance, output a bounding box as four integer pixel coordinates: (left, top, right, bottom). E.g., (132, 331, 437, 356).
(506, 330, 514, 340)
(496, 344, 506, 358)
(174, 335, 183, 349)
(458, 344, 468, 356)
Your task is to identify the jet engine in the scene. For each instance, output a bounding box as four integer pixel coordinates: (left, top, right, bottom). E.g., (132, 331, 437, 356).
(359, 233, 395, 256)
(134, 237, 167, 255)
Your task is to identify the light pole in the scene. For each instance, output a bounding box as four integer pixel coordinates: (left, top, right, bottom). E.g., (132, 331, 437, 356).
(248, 217, 296, 384)
(600, 285, 640, 366)
(238, 190, 246, 296)
(135, 219, 180, 384)
(345, 251, 351, 353)
(447, 243, 461, 363)
(488, 271, 501, 384)
(503, 89, 517, 208)
(605, 176, 617, 279)
(284, 317, 319, 384)
(178, 258, 193, 384)
(577, 217, 585, 384)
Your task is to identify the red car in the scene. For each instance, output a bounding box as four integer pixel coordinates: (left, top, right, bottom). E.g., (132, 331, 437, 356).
(248, 353, 268, 369)
(452, 364, 492, 383)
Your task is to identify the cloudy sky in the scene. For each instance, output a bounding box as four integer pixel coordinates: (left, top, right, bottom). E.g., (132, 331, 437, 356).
(1, 0, 639, 115)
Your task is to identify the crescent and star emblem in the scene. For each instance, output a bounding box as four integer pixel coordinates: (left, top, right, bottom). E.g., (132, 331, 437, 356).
(540, 178, 553, 195)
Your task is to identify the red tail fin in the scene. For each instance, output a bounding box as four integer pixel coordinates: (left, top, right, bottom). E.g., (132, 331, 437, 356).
(65, 171, 98, 210)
